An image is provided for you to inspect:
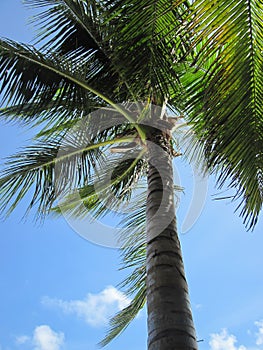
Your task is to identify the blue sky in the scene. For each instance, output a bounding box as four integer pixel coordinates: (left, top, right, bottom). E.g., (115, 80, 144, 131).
(0, 1, 263, 350)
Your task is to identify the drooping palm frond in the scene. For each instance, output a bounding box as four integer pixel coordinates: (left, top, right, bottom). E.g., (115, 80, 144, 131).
(0, 39, 144, 133)
(0, 39, 105, 117)
(99, 191, 147, 347)
(99, 282, 146, 347)
(0, 101, 81, 127)
(25, 0, 132, 98)
(55, 154, 149, 348)
(0, 143, 87, 218)
(184, 0, 263, 229)
(26, 0, 109, 57)
(170, 119, 208, 175)
(0, 126, 141, 218)
(53, 150, 147, 219)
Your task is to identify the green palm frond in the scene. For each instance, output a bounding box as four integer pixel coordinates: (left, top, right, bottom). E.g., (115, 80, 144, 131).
(99, 0, 192, 103)
(171, 119, 208, 175)
(54, 150, 147, 219)
(0, 140, 62, 217)
(0, 102, 97, 137)
(0, 39, 104, 113)
(0, 132, 139, 218)
(27, 0, 108, 56)
(24, 0, 137, 102)
(1, 0, 263, 347)
(0, 39, 144, 131)
(24, 0, 193, 104)
(184, 0, 263, 229)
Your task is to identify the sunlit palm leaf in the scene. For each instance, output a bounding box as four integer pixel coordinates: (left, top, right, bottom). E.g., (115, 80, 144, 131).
(185, 0, 263, 228)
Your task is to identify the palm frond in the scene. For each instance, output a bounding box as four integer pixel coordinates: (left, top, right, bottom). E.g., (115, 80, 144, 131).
(53, 150, 148, 219)
(171, 119, 208, 175)
(184, 0, 263, 229)
(24, 0, 193, 104)
(99, 0, 192, 103)
(0, 140, 61, 218)
(0, 39, 143, 129)
(24, 0, 137, 102)
(100, 191, 147, 346)
(99, 283, 146, 347)
(27, 0, 108, 57)
(0, 39, 104, 114)
(0, 130, 139, 218)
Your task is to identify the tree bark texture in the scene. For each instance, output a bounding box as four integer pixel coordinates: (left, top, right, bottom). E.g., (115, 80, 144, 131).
(146, 125, 198, 350)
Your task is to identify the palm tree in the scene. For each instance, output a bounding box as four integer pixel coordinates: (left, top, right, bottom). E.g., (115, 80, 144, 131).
(0, 1, 262, 349)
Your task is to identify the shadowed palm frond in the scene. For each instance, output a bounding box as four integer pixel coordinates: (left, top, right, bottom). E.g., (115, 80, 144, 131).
(0, 39, 143, 132)
(170, 119, 208, 176)
(184, 0, 263, 229)
(0, 39, 106, 114)
(0, 130, 141, 218)
(27, 0, 131, 98)
(53, 150, 148, 219)
(24, 0, 193, 104)
(0, 102, 100, 139)
(24, 0, 138, 102)
(27, 0, 108, 56)
(98, 0, 193, 104)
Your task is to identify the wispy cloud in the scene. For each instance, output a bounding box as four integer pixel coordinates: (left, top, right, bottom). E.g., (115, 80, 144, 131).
(15, 325, 64, 350)
(209, 329, 246, 350)
(42, 285, 131, 327)
(16, 335, 31, 345)
(194, 303, 203, 310)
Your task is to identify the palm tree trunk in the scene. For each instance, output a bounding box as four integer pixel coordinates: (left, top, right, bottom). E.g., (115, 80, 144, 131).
(146, 124, 198, 350)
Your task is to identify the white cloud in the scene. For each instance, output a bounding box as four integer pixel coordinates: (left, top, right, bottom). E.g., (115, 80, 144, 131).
(42, 286, 130, 327)
(255, 320, 263, 346)
(14, 326, 64, 350)
(16, 335, 31, 345)
(33, 325, 64, 350)
(209, 329, 246, 350)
